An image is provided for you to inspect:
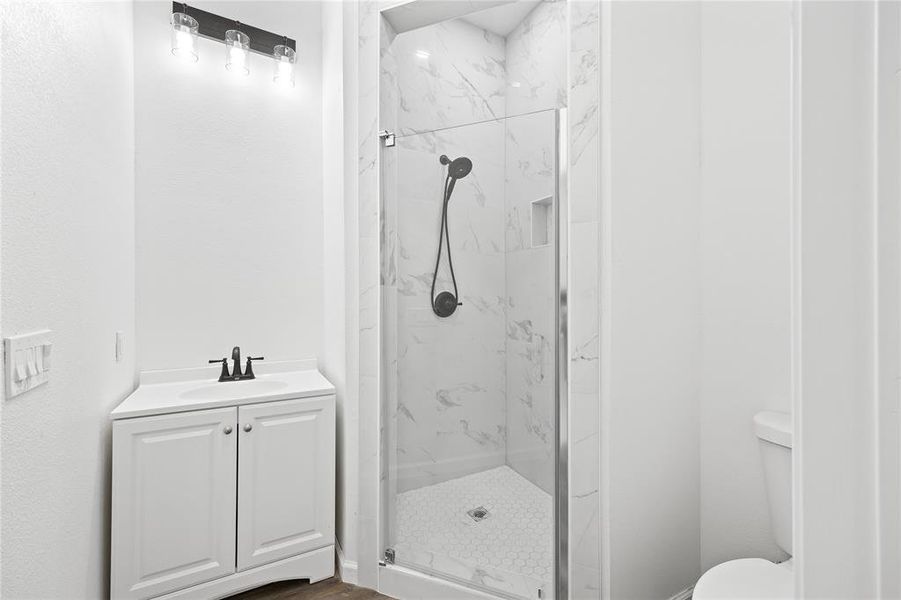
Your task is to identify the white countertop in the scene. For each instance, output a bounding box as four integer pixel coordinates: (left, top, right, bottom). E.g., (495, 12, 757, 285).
(111, 361, 335, 420)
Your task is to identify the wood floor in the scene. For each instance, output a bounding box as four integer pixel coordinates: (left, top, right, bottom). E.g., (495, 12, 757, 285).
(228, 577, 394, 600)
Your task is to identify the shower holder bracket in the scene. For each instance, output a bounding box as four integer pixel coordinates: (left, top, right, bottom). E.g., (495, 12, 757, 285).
(379, 130, 396, 147)
(384, 547, 396, 565)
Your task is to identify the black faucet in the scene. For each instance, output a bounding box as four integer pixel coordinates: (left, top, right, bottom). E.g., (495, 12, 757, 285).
(208, 346, 265, 382)
(231, 346, 243, 378)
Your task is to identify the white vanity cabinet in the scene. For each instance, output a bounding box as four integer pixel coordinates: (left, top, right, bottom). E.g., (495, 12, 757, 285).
(110, 368, 335, 600)
(236, 397, 334, 571)
(111, 407, 239, 598)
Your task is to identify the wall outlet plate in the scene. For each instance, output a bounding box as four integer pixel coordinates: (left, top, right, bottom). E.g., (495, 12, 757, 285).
(4, 329, 52, 398)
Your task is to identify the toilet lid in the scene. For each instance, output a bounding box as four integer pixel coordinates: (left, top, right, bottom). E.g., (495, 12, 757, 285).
(693, 558, 793, 600)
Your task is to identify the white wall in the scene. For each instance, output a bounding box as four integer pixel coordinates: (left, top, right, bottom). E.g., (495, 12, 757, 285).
(698, 1, 793, 570)
(875, 3, 901, 597)
(134, 1, 323, 372)
(795, 2, 879, 597)
(321, 0, 356, 579)
(341, 0, 362, 575)
(0, 3, 135, 597)
(604, 3, 702, 598)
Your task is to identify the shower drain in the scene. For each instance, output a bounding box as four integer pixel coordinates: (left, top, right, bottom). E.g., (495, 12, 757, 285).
(467, 506, 490, 522)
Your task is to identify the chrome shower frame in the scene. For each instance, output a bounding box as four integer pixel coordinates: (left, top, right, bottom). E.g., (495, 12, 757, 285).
(555, 108, 569, 600)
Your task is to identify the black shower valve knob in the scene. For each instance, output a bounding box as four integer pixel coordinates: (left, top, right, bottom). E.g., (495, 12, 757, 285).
(433, 291, 460, 318)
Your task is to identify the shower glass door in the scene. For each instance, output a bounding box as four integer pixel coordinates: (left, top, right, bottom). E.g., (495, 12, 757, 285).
(382, 109, 560, 600)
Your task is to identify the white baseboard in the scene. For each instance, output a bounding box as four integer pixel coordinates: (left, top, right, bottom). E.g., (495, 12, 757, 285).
(336, 541, 359, 585)
(668, 586, 694, 600)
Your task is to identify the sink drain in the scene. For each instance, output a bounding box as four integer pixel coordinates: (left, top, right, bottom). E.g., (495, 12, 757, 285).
(467, 506, 490, 522)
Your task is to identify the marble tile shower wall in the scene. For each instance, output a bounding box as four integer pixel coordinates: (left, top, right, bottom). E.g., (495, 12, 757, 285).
(380, 13, 400, 552)
(394, 121, 508, 493)
(503, 0, 567, 495)
(505, 0, 568, 116)
(504, 111, 557, 494)
(392, 20, 506, 134)
(568, 1, 602, 597)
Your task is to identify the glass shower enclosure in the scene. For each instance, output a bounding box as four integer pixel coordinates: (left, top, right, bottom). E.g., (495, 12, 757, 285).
(382, 111, 563, 600)
(379, 3, 567, 598)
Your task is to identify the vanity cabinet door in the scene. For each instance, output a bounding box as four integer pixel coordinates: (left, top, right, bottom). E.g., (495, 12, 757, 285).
(111, 407, 238, 599)
(236, 396, 335, 571)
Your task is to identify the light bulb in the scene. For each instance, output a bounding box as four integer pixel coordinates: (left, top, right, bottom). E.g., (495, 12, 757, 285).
(225, 29, 250, 76)
(228, 45, 247, 73)
(171, 12, 199, 62)
(276, 59, 292, 83)
(272, 44, 296, 88)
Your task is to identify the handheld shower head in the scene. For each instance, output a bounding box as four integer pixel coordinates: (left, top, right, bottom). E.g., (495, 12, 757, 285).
(439, 155, 473, 180)
(449, 157, 472, 179)
(440, 155, 473, 199)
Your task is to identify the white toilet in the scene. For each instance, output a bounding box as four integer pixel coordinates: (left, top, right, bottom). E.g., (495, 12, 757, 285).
(693, 411, 793, 600)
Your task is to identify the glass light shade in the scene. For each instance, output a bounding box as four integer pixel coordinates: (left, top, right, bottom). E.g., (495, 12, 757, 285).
(272, 44, 296, 88)
(170, 12, 199, 62)
(225, 30, 251, 76)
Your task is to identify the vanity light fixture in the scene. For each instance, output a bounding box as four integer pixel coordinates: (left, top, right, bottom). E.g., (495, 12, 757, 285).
(273, 40, 296, 88)
(169, 2, 297, 87)
(225, 25, 251, 76)
(170, 5, 199, 62)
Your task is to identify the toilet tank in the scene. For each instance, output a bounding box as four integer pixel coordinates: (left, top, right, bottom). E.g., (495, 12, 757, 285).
(754, 411, 792, 556)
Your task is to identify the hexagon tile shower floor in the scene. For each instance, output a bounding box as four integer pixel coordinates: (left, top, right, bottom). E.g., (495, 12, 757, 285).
(394, 466, 553, 589)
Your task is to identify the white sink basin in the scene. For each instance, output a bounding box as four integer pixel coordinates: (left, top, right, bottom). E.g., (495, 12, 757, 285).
(111, 366, 335, 420)
(179, 379, 289, 401)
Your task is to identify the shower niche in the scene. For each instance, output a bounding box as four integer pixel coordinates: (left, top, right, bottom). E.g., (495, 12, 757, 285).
(378, 1, 566, 598)
(531, 196, 554, 249)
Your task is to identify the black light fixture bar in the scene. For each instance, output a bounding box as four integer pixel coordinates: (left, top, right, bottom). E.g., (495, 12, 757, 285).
(172, 2, 296, 57)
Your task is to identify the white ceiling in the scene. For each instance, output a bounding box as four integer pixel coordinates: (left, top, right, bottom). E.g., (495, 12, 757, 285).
(460, 0, 543, 37)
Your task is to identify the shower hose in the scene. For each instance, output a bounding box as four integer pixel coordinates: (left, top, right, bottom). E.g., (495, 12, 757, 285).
(430, 174, 460, 317)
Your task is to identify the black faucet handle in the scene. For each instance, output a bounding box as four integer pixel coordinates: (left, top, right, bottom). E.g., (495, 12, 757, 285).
(209, 358, 230, 381)
(244, 356, 264, 379)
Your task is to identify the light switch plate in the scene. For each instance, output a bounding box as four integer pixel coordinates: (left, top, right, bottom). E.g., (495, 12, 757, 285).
(115, 331, 125, 363)
(5, 330, 52, 398)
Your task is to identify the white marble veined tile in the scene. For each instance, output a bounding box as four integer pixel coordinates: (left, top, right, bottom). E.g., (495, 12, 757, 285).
(567, 2, 602, 596)
(392, 543, 544, 600)
(392, 119, 507, 493)
(505, 110, 557, 494)
(505, 0, 568, 117)
(505, 111, 557, 254)
(393, 19, 506, 135)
